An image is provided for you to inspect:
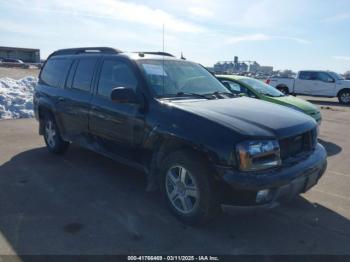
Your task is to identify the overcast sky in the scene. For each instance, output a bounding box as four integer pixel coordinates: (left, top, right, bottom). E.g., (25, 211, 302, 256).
(1, 0, 350, 72)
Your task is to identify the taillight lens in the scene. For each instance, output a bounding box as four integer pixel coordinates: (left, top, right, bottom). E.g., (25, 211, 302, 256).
(265, 79, 271, 85)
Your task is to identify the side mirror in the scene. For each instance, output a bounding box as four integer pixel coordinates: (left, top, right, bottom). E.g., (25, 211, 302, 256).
(328, 78, 335, 83)
(110, 87, 137, 104)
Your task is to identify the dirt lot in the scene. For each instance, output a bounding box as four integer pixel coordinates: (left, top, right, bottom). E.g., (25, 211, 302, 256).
(0, 67, 39, 79)
(0, 97, 349, 256)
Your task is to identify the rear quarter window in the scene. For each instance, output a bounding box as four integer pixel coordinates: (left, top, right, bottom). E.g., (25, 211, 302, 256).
(40, 58, 71, 88)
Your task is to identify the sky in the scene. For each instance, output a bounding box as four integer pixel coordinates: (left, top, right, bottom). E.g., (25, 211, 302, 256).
(0, 0, 350, 72)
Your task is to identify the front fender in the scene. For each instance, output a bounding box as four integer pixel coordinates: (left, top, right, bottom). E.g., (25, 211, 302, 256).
(142, 100, 243, 169)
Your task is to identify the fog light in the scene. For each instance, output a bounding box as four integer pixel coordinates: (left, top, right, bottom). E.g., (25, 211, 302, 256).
(256, 189, 270, 204)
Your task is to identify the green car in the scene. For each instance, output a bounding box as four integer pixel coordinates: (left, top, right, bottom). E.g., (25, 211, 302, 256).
(217, 75, 322, 124)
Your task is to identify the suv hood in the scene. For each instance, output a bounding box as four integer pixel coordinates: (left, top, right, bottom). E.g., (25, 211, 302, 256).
(170, 97, 315, 139)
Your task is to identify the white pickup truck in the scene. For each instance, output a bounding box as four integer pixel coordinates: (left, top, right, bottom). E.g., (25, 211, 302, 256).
(266, 70, 350, 104)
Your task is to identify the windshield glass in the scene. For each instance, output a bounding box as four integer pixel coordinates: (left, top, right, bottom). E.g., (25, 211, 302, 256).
(137, 59, 230, 97)
(240, 78, 284, 97)
(329, 71, 344, 80)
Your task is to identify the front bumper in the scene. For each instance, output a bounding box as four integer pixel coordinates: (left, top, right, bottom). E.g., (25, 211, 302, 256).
(216, 143, 327, 210)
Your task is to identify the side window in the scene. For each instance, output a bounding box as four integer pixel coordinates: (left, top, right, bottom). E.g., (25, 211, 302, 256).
(299, 71, 312, 80)
(40, 58, 71, 88)
(65, 60, 78, 89)
(97, 60, 138, 98)
(317, 72, 334, 82)
(221, 80, 245, 94)
(309, 72, 318, 80)
(246, 90, 257, 98)
(72, 58, 98, 92)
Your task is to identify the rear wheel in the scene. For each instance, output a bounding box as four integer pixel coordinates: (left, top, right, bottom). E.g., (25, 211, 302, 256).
(160, 150, 219, 225)
(277, 85, 289, 95)
(43, 114, 69, 154)
(338, 89, 350, 104)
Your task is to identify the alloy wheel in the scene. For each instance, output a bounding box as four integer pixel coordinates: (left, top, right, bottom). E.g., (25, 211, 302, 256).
(45, 120, 56, 148)
(165, 165, 199, 214)
(341, 92, 350, 104)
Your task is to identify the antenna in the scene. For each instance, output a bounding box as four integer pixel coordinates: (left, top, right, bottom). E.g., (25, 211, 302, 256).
(162, 24, 165, 54)
(162, 23, 165, 96)
(181, 52, 186, 60)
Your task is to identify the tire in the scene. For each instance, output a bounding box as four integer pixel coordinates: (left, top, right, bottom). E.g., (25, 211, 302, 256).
(277, 86, 289, 95)
(159, 150, 219, 225)
(43, 113, 69, 154)
(338, 89, 350, 105)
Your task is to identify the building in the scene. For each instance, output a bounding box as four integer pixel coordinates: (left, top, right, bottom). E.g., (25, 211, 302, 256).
(214, 56, 274, 75)
(259, 66, 274, 74)
(249, 62, 260, 73)
(214, 56, 249, 74)
(0, 46, 40, 63)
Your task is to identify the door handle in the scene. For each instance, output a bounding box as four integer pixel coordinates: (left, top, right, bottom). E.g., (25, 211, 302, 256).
(58, 97, 65, 102)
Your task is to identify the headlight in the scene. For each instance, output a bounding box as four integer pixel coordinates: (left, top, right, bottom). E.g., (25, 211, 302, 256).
(236, 140, 281, 171)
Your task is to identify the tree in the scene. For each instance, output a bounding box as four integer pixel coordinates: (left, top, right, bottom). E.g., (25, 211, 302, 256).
(344, 71, 350, 79)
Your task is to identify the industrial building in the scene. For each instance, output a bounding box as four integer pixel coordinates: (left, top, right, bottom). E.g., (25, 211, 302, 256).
(214, 56, 248, 74)
(0, 46, 40, 63)
(213, 56, 273, 75)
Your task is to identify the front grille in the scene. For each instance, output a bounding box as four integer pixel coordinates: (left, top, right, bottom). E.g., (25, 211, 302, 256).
(279, 128, 317, 161)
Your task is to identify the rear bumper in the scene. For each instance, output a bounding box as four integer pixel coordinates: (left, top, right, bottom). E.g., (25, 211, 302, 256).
(216, 143, 327, 210)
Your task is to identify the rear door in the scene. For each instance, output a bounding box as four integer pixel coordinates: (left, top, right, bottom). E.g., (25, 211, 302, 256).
(58, 56, 99, 140)
(89, 57, 145, 159)
(294, 71, 314, 94)
(38, 56, 72, 137)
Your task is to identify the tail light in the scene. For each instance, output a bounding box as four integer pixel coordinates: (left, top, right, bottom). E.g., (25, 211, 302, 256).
(265, 79, 271, 85)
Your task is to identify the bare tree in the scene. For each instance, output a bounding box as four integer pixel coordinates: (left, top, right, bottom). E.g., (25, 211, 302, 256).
(344, 71, 350, 80)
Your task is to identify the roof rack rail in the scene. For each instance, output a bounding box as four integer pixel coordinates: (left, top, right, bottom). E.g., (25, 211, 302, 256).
(135, 52, 175, 57)
(49, 47, 122, 57)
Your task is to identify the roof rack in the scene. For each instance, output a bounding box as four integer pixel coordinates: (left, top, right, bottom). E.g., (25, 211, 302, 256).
(135, 52, 175, 57)
(49, 47, 122, 57)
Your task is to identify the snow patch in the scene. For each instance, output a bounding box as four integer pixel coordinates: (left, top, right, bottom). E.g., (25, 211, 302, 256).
(0, 76, 38, 119)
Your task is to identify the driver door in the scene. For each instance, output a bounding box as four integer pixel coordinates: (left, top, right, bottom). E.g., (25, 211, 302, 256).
(89, 57, 145, 158)
(310, 72, 336, 96)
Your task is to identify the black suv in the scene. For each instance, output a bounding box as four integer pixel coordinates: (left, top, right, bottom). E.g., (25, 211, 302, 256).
(34, 47, 327, 224)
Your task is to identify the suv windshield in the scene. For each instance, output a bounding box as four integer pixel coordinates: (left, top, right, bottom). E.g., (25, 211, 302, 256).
(137, 59, 230, 98)
(240, 78, 284, 97)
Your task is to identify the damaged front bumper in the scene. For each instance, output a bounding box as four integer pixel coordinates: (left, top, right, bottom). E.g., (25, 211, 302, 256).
(216, 143, 327, 212)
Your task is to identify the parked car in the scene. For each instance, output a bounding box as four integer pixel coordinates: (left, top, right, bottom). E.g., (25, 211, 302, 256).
(34, 47, 327, 224)
(266, 70, 350, 104)
(1, 58, 24, 63)
(217, 75, 322, 124)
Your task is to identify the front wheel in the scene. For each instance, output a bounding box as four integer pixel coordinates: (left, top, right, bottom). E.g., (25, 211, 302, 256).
(338, 89, 350, 104)
(160, 150, 219, 225)
(43, 114, 69, 154)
